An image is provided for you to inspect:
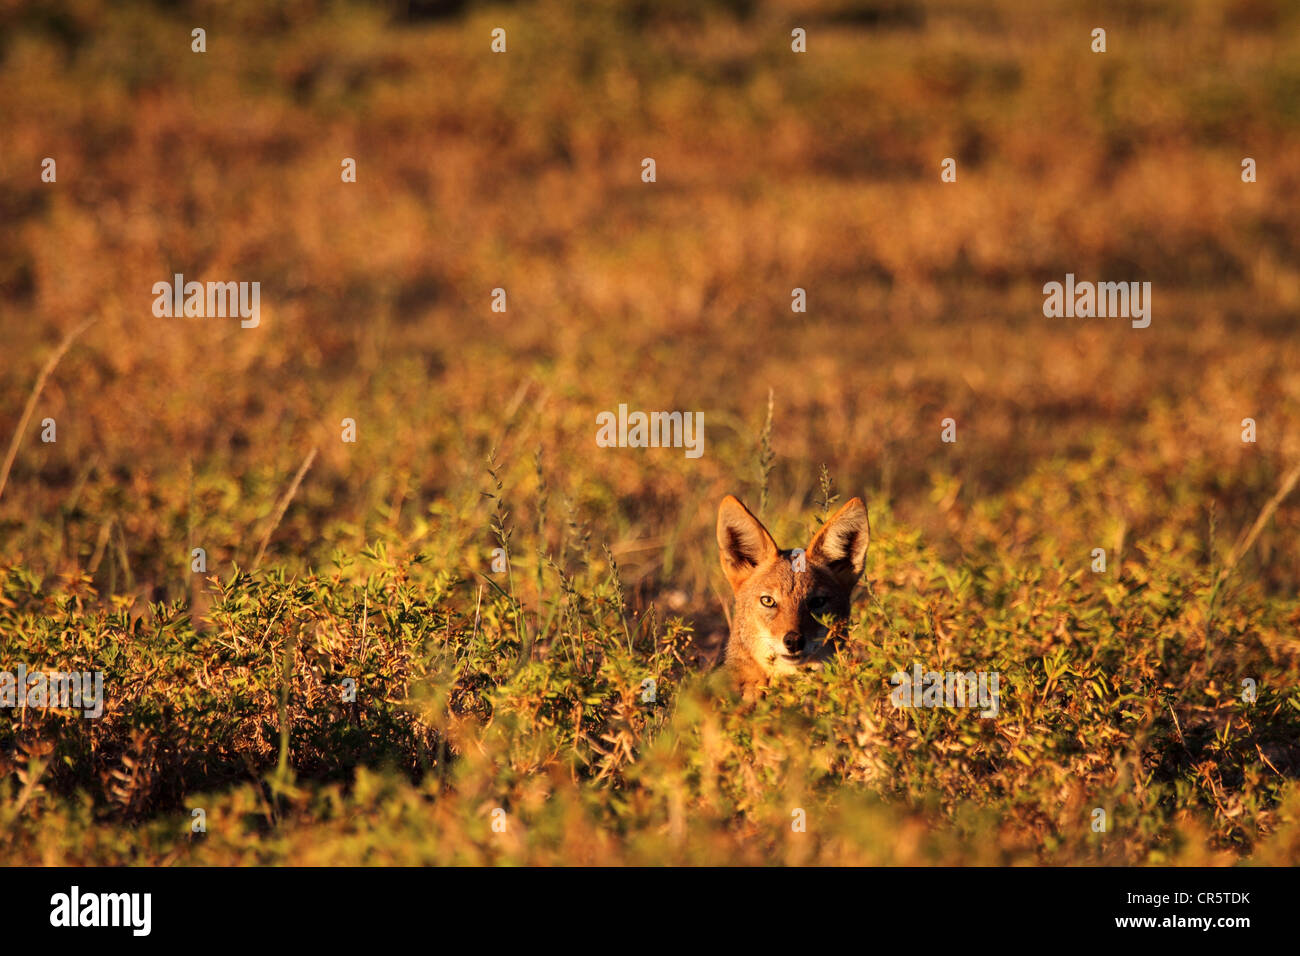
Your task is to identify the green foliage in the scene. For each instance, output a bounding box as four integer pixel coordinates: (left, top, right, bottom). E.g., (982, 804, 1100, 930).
(3, 455, 1298, 863)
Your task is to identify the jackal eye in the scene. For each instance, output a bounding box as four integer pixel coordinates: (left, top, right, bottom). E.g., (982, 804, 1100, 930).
(807, 594, 829, 611)
(759, 595, 776, 608)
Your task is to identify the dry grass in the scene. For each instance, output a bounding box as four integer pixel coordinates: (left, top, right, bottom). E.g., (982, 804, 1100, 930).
(1, 0, 1299, 865)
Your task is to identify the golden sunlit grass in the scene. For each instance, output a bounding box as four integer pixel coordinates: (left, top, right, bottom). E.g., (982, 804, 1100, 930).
(1, 0, 1299, 864)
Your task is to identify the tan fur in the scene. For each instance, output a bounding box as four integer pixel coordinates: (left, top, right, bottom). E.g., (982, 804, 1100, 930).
(716, 495, 869, 698)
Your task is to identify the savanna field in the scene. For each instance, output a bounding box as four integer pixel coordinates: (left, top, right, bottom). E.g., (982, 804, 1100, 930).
(2, 0, 1300, 865)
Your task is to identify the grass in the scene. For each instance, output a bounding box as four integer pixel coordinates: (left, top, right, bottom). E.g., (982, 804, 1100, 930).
(1, 0, 1299, 865)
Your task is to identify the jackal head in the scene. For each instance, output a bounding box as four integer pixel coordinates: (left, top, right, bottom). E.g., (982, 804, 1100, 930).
(716, 494, 869, 694)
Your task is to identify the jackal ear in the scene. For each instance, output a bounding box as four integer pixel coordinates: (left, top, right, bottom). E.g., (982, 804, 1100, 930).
(808, 497, 870, 590)
(717, 495, 779, 592)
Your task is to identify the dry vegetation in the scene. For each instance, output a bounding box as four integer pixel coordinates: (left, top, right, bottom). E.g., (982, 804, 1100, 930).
(1, 0, 1299, 864)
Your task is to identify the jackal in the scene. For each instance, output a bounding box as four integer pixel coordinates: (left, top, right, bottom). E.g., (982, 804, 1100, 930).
(716, 494, 869, 696)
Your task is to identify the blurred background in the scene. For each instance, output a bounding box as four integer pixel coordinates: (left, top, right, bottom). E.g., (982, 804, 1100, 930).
(2, 0, 1299, 631)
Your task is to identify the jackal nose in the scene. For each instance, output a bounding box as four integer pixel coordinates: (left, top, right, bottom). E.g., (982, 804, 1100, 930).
(783, 631, 805, 655)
